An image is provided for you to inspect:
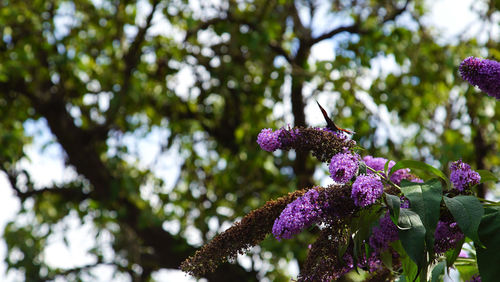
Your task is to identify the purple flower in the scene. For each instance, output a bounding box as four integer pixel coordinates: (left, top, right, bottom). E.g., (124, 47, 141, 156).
(277, 126, 300, 148)
(329, 152, 359, 183)
(272, 188, 327, 240)
(351, 174, 383, 207)
(363, 156, 393, 173)
(335, 252, 354, 278)
(363, 156, 412, 185)
(257, 128, 281, 152)
(400, 196, 410, 209)
(390, 168, 413, 185)
(460, 56, 500, 99)
(459, 250, 469, 258)
(358, 253, 383, 272)
(467, 274, 481, 282)
(450, 160, 481, 191)
(410, 177, 424, 183)
(434, 220, 464, 254)
(369, 212, 399, 252)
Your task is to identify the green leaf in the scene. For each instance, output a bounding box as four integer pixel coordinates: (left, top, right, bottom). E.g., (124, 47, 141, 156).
(384, 159, 391, 175)
(400, 179, 442, 250)
(430, 261, 445, 282)
(400, 248, 419, 282)
(390, 160, 449, 186)
(380, 249, 393, 271)
(393, 239, 419, 281)
(445, 238, 464, 267)
(358, 161, 367, 175)
(476, 169, 499, 183)
(398, 208, 426, 268)
(443, 196, 484, 245)
(385, 193, 401, 224)
(350, 206, 384, 257)
(456, 264, 479, 282)
(477, 207, 500, 282)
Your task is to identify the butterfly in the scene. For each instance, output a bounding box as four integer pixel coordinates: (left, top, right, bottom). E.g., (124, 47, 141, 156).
(316, 101, 355, 135)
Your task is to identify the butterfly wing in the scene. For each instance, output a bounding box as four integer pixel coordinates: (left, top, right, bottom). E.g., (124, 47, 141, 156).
(315, 101, 355, 134)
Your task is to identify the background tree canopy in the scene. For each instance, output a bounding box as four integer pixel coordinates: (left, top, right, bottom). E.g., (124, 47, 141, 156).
(0, 0, 499, 280)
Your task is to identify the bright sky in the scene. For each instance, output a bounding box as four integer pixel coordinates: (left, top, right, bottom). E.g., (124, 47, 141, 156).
(0, 0, 485, 281)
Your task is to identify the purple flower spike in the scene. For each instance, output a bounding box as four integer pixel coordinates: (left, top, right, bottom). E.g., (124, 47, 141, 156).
(257, 128, 281, 152)
(358, 253, 383, 272)
(400, 196, 410, 208)
(272, 188, 327, 240)
(434, 220, 464, 254)
(363, 155, 413, 185)
(351, 174, 383, 207)
(363, 156, 393, 173)
(369, 211, 399, 252)
(390, 168, 412, 185)
(460, 56, 500, 99)
(329, 152, 359, 183)
(450, 160, 481, 191)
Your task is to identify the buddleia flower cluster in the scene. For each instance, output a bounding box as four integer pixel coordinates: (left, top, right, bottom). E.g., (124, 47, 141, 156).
(460, 56, 500, 99)
(180, 120, 496, 281)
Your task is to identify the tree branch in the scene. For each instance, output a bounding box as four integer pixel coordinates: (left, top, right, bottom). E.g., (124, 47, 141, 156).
(104, 0, 161, 129)
(311, 24, 361, 45)
(311, 0, 410, 45)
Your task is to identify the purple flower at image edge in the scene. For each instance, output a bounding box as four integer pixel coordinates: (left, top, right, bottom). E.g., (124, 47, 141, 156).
(450, 160, 480, 191)
(460, 56, 500, 99)
(351, 174, 383, 207)
(257, 128, 282, 152)
(467, 274, 481, 282)
(329, 152, 359, 183)
(272, 188, 327, 240)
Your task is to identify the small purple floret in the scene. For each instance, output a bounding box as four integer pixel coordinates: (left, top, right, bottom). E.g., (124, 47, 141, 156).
(363, 156, 392, 173)
(351, 174, 383, 207)
(400, 196, 410, 209)
(257, 128, 281, 152)
(272, 188, 327, 240)
(278, 126, 300, 148)
(450, 160, 481, 191)
(335, 252, 354, 278)
(363, 155, 411, 185)
(358, 253, 383, 272)
(434, 220, 464, 253)
(329, 152, 359, 183)
(369, 212, 399, 252)
(460, 56, 500, 99)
